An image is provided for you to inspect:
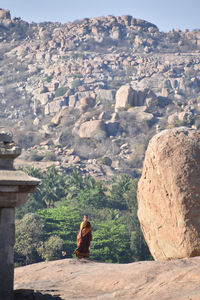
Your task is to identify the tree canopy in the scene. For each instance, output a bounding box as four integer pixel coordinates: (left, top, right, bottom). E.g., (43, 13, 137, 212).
(15, 166, 152, 265)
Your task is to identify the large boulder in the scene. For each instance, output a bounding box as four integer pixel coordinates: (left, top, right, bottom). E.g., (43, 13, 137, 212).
(0, 9, 11, 21)
(137, 127, 200, 261)
(44, 97, 67, 115)
(96, 89, 115, 102)
(115, 85, 136, 111)
(80, 97, 96, 110)
(128, 106, 154, 123)
(78, 120, 106, 140)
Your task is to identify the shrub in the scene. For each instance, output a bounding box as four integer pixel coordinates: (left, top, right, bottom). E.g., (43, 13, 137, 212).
(29, 150, 44, 161)
(43, 151, 57, 161)
(15, 213, 45, 265)
(45, 74, 54, 83)
(98, 156, 112, 166)
(73, 73, 83, 79)
(55, 87, 68, 97)
(37, 235, 64, 261)
(71, 78, 81, 89)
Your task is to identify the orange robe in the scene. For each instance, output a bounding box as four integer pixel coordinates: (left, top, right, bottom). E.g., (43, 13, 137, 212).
(74, 221, 92, 258)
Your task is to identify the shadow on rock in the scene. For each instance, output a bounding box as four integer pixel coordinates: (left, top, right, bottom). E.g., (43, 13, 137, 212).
(14, 289, 63, 300)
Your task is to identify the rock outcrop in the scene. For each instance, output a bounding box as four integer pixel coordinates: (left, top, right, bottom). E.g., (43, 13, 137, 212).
(137, 127, 200, 261)
(1, 9, 200, 179)
(14, 257, 200, 300)
(78, 120, 106, 140)
(115, 85, 136, 111)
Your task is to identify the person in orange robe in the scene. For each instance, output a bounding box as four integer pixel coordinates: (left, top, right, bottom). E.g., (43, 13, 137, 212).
(74, 215, 92, 259)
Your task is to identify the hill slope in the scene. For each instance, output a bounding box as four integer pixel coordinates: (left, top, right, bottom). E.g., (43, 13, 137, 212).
(1, 8, 200, 178)
(15, 257, 200, 300)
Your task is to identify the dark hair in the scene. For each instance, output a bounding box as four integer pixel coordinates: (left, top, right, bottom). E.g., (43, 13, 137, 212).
(84, 214, 88, 218)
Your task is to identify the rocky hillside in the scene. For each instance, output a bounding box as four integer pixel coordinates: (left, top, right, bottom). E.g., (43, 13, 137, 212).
(1, 8, 200, 178)
(14, 257, 200, 299)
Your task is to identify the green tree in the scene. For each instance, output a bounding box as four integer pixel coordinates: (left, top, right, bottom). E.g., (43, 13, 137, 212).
(15, 213, 45, 264)
(38, 205, 81, 257)
(107, 175, 136, 210)
(90, 216, 133, 263)
(37, 235, 64, 261)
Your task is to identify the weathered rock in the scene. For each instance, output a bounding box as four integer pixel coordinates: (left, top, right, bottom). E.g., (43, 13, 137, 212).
(167, 112, 179, 125)
(137, 127, 200, 261)
(0, 9, 11, 21)
(128, 106, 154, 123)
(14, 257, 200, 300)
(115, 85, 136, 111)
(78, 120, 106, 140)
(96, 89, 115, 101)
(44, 98, 67, 115)
(80, 97, 95, 110)
(105, 121, 119, 136)
(38, 93, 54, 106)
(68, 94, 77, 107)
(168, 111, 194, 125)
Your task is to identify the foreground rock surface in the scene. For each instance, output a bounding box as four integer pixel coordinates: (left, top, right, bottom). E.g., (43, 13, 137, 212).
(15, 257, 200, 299)
(138, 127, 200, 261)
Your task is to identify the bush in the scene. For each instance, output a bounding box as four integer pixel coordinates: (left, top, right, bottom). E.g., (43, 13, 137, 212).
(45, 74, 54, 83)
(55, 87, 68, 97)
(15, 213, 45, 265)
(71, 78, 81, 89)
(37, 235, 64, 261)
(29, 150, 44, 161)
(98, 156, 112, 166)
(43, 151, 57, 161)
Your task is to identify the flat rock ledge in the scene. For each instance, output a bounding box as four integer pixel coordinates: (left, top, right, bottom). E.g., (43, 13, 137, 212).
(15, 257, 200, 300)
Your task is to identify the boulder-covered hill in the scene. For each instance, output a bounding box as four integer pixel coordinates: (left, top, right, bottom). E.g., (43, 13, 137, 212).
(1, 8, 200, 178)
(14, 257, 200, 299)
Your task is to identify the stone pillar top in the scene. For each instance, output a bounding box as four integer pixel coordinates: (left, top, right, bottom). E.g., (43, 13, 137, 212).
(0, 130, 40, 207)
(0, 130, 21, 170)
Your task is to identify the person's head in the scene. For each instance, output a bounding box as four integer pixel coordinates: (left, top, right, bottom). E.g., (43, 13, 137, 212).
(83, 214, 88, 222)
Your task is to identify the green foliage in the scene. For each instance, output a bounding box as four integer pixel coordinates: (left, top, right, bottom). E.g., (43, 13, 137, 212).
(38, 205, 81, 256)
(45, 74, 54, 83)
(107, 175, 136, 210)
(90, 216, 133, 263)
(37, 235, 64, 261)
(73, 73, 83, 79)
(55, 87, 68, 97)
(15, 213, 45, 264)
(16, 166, 69, 218)
(29, 150, 44, 161)
(42, 151, 57, 161)
(174, 119, 186, 127)
(15, 167, 152, 265)
(66, 170, 107, 209)
(71, 78, 81, 89)
(98, 156, 112, 166)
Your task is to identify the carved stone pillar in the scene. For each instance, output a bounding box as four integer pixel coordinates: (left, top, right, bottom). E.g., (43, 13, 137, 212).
(0, 131, 40, 300)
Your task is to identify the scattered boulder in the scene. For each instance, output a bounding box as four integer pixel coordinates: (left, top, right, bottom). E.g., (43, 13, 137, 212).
(96, 88, 115, 102)
(128, 106, 154, 123)
(0, 9, 11, 21)
(105, 121, 120, 136)
(78, 120, 106, 140)
(137, 127, 200, 261)
(38, 92, 54, 105)
(168, 111, 194, 125)
(44, 97, 67, 115)
(80, 96, 96, 110)
(168, 112, 179, 125)
(68, 94, 78, 107)
(115, 85, 136, 111)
